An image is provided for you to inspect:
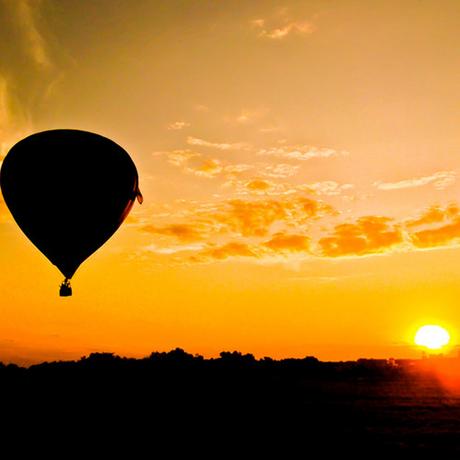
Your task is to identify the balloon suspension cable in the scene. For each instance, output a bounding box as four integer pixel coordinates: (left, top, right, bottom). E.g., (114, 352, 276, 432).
(59, 278, 72, 297)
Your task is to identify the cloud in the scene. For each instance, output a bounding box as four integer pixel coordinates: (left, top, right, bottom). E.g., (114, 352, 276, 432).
(316, 202, 460, 257)
(319, 216, 403, 257)
(251, 19, 265, 28)
(140, 196, 460, 265)
(263, 232, 310, 252)
(374, 171, 456, 191)
(212, 196, 334, 236)
(261, 163, 299, 179)
(155, 149, 226, 179)
(141, 223, 206, 242)
(156, 147, 260, 182)
(158, 148, 296, 185)
(0, 75, 32, 158)
(144, 242, 206, 254)
(155, 149, 201, 167)
(251, 17, 315, 39)
(0, 76, 9, 129)
(140, 196, 334, 249)
(200, 242, 259, 260)
(214, 199, 289, 237)
(187, 234, 311, 265)
(295, 196, 336, 219)
(187, 136, 250, 151)
(298, 181, 354, 196)
(221, 176, 285, 196)
(223, 164, 254, 175)
(15, 0, 51, 68)
(258, 144, 349, 161)
(167, 121, 190, 131)
(264, 21, 315, 39)
(186, 158, 223, 178)
(409, 219, 460, 249)
(405, 204, 460, 228)
(0, 1, 59, 151)
(245, 179, 273, 192)
(406, 204, 460, 249)
(0, 77, 18, 141)
(224, 177, 346, 198)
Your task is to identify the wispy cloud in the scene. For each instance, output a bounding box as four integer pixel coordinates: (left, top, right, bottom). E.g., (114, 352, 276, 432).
(0, 75, 31, 156)
(143, 242, 206, 254)
(261, 163, 299, 179)
(155, 149, 200, 167)
(0, 76, 10, 138)
(0, 1, 58, 151)
(185, 158, 223, 178)
(15, 0, 51, 68)
(223, 163, 254, 175)
(154, 149, 225, 179)
(374, 171, 456, 191)
(221, 176, 325, 197)
(298, 181, 354, 196)
(251, 17, 315, 40)
(167, 121, 190, 131)
(198, 242, 259, 261)
(258, 144, 349, 161)
(187, 136, 250, 151)
(141, 223, 208, 242)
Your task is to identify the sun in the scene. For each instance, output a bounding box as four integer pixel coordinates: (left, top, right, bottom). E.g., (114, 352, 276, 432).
(414, 325, 450, 350)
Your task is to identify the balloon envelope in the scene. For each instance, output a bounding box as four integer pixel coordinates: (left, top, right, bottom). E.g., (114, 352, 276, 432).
(0, 129, 141, 280)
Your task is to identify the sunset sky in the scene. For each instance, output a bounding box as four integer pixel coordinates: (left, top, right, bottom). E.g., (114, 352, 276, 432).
(1, 0, 460, 364)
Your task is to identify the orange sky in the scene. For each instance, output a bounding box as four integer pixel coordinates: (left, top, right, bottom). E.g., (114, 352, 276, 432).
(1, 0, 460, 364)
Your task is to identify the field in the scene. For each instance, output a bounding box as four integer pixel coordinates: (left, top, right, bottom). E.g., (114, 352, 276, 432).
(2, 350, 460, 453)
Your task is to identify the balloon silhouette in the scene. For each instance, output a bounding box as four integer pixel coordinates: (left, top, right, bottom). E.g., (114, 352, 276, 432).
(0, 129, 143, 296)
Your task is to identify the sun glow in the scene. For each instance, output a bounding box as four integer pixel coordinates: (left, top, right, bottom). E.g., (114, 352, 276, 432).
(414, 325, 451, 350)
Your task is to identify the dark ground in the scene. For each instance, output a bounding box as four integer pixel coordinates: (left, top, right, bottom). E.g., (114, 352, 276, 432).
(2, 349, 460, 454)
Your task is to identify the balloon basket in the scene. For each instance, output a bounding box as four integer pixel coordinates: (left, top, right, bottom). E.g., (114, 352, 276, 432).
(60, 279, 72, 297)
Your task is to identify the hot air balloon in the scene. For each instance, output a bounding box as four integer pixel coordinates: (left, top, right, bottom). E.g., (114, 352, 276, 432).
(0, 129, 143, 296)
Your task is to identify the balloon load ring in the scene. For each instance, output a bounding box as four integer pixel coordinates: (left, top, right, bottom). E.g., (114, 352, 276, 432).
(0, 129, 142, 297)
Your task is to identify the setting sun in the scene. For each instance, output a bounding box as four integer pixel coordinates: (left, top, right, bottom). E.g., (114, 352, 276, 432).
(414, 325, 451, 350)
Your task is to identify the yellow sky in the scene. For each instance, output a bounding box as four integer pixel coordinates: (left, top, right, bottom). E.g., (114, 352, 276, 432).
(1, 0, 460, 364)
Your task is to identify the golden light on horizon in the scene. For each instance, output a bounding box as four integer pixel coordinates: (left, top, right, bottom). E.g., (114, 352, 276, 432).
(414, 325, 451, 351)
